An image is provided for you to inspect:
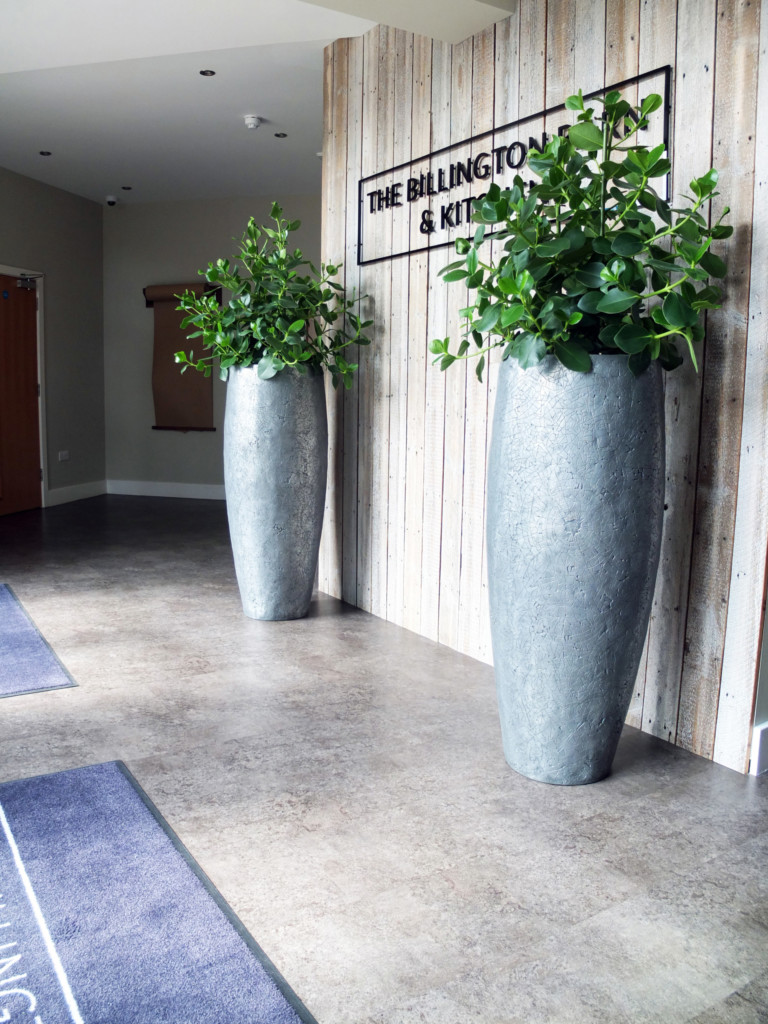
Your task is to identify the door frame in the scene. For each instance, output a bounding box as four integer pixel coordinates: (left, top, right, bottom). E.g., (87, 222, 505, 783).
(0, 263, 47, 508)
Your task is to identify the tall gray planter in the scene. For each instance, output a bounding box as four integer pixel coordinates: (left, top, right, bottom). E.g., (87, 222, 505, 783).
(486, 355, 665, 785)
(224, 365, 327, 620)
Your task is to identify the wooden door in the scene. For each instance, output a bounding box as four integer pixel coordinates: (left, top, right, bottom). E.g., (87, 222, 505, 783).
(0, 274, 41, 515)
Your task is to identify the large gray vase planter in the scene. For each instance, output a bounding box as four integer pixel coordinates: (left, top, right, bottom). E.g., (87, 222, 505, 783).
(224, 365, 328, 620)
(486, 355, 665, 785)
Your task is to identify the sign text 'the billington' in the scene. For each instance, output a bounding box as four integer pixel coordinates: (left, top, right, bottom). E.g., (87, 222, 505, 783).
(365, 130, 569, 236)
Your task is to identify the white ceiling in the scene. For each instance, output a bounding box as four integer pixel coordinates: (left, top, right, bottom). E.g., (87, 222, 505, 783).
(0, 0, 513, 206)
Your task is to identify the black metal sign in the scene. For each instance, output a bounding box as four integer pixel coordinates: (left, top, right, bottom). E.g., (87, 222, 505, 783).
(357, 66, 671, 266)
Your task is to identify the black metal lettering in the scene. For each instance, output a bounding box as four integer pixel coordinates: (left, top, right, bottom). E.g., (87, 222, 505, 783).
(406, 177, 421, 202)
(367, 190, 380, 214)
(426, 172, 437, 196)
(440, 203, 456, 229)
(473, 153, 491, 180)
(455, 159, 473, 186)
(391, 183, 403, 207)
(419, 209, 435, 234)
(527, 132, 549, 154)
(438, 168, 450, 192)
(506, 142, 526, 169)
(493, 146, 507, 173)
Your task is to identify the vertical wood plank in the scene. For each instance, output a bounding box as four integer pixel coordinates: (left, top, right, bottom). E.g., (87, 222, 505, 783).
(605, 0, 643, 725)
(420, 38, 452, 641)
(318, 41, 335, 596)
(636, 0, 683, 740)
(386, 29, 413, 628)
(437, 36, 473, 650)
(605, 0, 640, 82)
(547, 0, 606, 106)
(477, 5, 525, 666)
(715, 0, 768, 771)
(319, 38, 348, 599)
(518, 0, 548, 118)
(356, 26, 382, 612)
(402, 34, 433, 635)
(457, 25, 495, 661)
(342, 36, 365, 606)
(701, 0, 760, 771)
(367, 25, 396, 620)
(663, 0, 718, 755)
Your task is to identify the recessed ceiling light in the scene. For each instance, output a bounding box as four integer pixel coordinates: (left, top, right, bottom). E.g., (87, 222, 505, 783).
(39, 150, 52, 156)
(274, 132, 287, 138)
(199, 69, 216, 77)
(121, 186, 132, 191)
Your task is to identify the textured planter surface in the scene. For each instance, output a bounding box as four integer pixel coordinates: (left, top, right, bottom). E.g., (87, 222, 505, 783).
(487, 355, 665, 785)
(224, 365, 327, 620)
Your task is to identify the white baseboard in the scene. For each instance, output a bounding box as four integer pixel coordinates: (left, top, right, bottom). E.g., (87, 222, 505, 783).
(44, 480, 107, 507)
(106, 480, 225, 500)
(749, 722, 768, 776)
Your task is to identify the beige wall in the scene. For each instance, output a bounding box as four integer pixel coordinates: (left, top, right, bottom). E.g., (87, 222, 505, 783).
(320, 0, 767, 773)
(0, 166, 104, 496)
(102, 194, 322, 492)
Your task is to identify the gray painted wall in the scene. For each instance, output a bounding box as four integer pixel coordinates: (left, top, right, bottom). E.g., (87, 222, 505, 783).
(0, 166, 104, 493)
(103, 194, 322, 489)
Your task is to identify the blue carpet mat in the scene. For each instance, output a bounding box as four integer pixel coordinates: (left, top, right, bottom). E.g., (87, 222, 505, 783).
(0, 761, 317, 1024)
(0, 585, 76, 697)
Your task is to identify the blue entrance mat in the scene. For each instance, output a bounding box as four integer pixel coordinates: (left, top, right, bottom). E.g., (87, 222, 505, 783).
(0, 584, 77, 697)
(0, 761, 317, 1023)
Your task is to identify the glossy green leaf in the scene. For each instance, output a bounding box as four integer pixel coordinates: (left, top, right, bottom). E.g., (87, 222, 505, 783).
(576, 291, 603, 313)
(474, 304, 502, 334)
(569, 122, 605, 151)
(514, 331, 547, 368)
(662, 292, 698, 328)
(698, 251, 727, 278)
(611, 232, 644, 256)
(500, 303, 526, 327)
(615, 323, 654, 354)
(554, 341, 592, 372)
(596, 289, 639, 314)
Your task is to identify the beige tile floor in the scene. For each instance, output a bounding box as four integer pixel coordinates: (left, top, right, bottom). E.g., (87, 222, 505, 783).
(1, 495, 767, 1023)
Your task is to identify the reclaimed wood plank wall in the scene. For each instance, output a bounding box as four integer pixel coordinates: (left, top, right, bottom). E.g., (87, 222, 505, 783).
(319, 0, 767, 773)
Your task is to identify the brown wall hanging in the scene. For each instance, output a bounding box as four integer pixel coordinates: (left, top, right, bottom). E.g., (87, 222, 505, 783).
(143, 283, 217, 431)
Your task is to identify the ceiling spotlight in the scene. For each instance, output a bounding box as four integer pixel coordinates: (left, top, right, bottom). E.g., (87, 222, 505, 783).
(199, 69, 216, 77)
(244, 115, 262, 130)
(121, 185, 132, 191)
(39, 150, 52, 156)
(274, 132, 287, 139)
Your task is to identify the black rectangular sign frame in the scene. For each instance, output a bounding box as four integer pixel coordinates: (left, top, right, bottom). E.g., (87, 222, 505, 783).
(357, 65, 672, 266)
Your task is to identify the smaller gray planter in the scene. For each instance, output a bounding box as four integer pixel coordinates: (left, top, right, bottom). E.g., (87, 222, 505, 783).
(224, 365, 328, 620)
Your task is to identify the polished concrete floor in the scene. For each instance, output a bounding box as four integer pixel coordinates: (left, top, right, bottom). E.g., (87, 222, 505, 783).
(1, 495, 767, 1024)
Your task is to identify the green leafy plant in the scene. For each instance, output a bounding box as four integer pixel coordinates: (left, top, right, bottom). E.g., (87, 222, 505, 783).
(430, 88, 731, 380)
(176, 203, 372, 389)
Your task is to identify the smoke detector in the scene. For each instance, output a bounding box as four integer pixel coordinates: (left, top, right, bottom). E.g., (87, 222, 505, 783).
(244, 115, 263, 130)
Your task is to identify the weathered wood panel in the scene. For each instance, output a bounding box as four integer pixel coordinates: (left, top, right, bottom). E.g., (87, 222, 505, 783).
(710, 0, 764, 772)
(438, 36, 472, 650)
(355, 26, 381, 613)
(457, 25, 494, 662)
(420, 39, 452, 642)
(402, 33, 433, 634)
(319, 38, 347, 597)
(341, 37, 364, 607)
(668, 0, 719, 755)
(322, 0, 766, 772)
(630, 0, 679, 741)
